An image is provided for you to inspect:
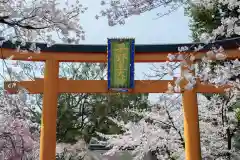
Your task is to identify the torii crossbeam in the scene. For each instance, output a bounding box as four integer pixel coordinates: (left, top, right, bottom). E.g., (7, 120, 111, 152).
(1, 38, 240, 160)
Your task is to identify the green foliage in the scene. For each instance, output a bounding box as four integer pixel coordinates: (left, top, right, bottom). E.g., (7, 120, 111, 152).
(233, 102, 240, 121)
(55, 92, 149, 144)
(233, 104, 240, 150)
(29, 62, 150, 145)
(185, 2, 220, 42)
(185, 0, 240, 42)
(56, 97, 86, 143)
(82, 93, 149, 143)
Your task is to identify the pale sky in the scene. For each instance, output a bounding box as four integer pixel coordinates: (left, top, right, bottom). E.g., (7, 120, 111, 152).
(80, 0, 192, 102)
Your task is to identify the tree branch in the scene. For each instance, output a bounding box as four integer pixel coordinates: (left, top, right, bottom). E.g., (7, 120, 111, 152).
(0, 16, 49, 30)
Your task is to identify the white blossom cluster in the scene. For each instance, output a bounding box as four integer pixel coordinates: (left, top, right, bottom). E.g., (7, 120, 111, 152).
(102, 93, 240, 159)
(192, 0, 240, 41)
(97, 0, 186, 26)
(56, 140, 93, 160)
(99, 95, 185, 160)
(0, 0, 87, 50)
(0, 92, 40, 159)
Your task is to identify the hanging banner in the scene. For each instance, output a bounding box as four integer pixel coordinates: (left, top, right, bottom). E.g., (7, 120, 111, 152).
(107, 38, 135, 91)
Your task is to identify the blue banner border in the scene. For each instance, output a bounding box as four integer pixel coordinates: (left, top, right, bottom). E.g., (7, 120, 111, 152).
(107, 38, 135, 91)
(107, 38, 111, 89)
(130, 39, 135, 89)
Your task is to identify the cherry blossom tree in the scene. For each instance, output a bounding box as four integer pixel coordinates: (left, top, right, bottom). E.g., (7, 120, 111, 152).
(0, 0, 87, 48)
(0, 68, 94, 159)
(0, 0, 98, 158)
(0, 90, 40, 160)
(96, 95, 185, 160)
(0, 0, 89, 156)
(198, 94, 240, 159)
(99, 93, 239, 159)
(56, 140, 93, 160)
(96, 0, 186, 26)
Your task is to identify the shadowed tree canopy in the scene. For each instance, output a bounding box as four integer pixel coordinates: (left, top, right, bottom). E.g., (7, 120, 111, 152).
(185, 0, 240, 42)
(26, 62, 150, 144)
(56, 92, 149, 144)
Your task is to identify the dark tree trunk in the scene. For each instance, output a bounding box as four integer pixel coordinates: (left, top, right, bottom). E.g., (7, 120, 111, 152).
(226, 128, 232, 160)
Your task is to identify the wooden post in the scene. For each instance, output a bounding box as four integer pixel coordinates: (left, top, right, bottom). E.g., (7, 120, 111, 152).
(182, 89, 201, 160)
(40, 59, 59, 160)
(181, 65, 201, 160)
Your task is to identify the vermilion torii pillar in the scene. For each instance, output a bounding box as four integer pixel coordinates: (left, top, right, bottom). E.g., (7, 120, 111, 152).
(1, 38, 240, 160)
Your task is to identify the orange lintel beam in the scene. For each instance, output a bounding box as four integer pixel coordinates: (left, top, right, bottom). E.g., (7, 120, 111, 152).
(4, 79, 227, 94)
(1, 48, 239, 62)
(5, 79, 44, 94)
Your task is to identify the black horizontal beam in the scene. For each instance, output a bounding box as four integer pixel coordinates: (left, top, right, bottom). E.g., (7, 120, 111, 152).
(1, 37, 240, 53)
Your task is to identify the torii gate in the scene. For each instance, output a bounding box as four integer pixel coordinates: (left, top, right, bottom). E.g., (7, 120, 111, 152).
(1, 38, 240, 160)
